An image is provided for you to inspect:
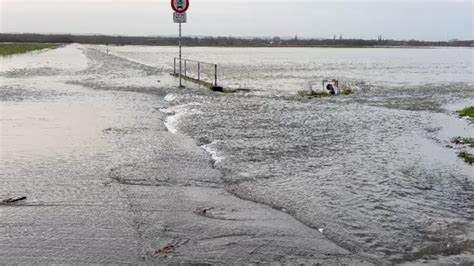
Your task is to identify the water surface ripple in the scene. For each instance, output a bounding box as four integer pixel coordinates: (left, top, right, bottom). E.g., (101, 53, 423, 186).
(1, 45, 473, 264)
(114, 45, 474, 263)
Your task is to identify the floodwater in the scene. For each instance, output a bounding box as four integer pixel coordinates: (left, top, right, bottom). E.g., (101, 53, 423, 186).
(1, 44, 473, 264)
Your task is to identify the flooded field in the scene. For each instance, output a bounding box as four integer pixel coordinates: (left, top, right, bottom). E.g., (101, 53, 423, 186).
(1, 44, 473, 264)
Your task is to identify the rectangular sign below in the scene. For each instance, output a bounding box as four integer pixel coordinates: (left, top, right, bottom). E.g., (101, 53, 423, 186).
(173, 12, 187, 23)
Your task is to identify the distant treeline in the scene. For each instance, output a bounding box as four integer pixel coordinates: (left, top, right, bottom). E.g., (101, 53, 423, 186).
(1, 33, 473, 47)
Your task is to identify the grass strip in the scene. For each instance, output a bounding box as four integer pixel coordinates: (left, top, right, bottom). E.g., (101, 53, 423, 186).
(452, 137, 474, 148)
(0, 43, 59, 56)
(458, 151, 474, 165)
(457, 106, 474, 118)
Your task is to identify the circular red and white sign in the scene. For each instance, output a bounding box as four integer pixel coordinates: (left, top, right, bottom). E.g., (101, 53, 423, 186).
(171, 0, 189, 14)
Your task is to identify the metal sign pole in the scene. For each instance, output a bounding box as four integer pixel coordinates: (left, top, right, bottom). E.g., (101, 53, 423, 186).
(179, 22, 182, 87)
(172, 0, 189, 88)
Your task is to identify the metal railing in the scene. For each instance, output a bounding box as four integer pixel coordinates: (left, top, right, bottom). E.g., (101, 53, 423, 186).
(173, 58, 219, 87)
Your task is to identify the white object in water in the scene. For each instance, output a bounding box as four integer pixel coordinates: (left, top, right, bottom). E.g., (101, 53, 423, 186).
(322, 79, 340, 95)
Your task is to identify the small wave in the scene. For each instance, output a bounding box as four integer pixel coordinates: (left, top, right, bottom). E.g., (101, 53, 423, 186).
(162, 110, 181, 134)
(160, 102, 202, 134)
(201, 141, 225, 165)
(164, 93, 177, 102)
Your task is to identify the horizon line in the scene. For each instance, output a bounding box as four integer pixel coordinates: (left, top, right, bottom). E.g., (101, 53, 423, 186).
(1, 32, 473, 43)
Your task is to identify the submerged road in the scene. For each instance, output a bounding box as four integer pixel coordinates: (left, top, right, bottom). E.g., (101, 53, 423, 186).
(0, 45, 370, 264)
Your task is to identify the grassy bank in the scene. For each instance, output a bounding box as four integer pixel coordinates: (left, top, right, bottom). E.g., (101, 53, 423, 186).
(458, 152, 474, 165)
(457, 106, 474, 118)
(0, 43, 59, 56)
(453, 137, 474, 148)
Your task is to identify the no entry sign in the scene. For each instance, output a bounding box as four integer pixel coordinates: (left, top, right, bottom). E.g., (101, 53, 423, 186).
(171, 0, 189, 13)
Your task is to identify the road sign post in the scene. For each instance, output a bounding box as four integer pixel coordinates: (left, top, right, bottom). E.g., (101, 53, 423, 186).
(179, 21, 182, 87)
(172, 0, 189, 88)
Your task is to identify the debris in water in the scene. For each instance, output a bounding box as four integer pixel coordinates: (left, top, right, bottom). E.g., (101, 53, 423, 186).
(1, 196, 27, 204)
(155, 243, 175, 256)
(153, 238, 191, 257)
(156, 244, 175, 254)
(323, 79, 339, 95)
(299, 79, 353, 99)
(199, 207, 215, 214)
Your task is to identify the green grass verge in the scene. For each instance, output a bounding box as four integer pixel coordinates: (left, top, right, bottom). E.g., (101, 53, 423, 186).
(452, 137, 474, 148)
(0, 43, 60, 56)
(458, 151, 474, 165)
(457, 106, 474, 118)
(341, 89, 353, 95)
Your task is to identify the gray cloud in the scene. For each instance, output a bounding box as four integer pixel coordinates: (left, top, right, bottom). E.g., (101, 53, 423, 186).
(1, 0, 472, 40)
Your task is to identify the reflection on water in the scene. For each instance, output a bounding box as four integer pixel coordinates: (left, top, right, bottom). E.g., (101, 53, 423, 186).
(109, 45, 473, 94)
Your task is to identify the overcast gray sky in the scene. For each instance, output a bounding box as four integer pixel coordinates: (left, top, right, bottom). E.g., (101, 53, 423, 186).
(1, 0, 472, 40)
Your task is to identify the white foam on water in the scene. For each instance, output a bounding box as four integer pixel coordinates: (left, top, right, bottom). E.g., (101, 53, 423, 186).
(201, 141, 225, 165)
(162, 111, 182, 134)
(164, 94, 177, 102)
(160, 102, 202, 134)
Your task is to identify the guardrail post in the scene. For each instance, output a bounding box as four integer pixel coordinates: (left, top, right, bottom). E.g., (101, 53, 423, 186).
(173, 58, 176, 75)
(197, 62, 200, 81)
(214, 64, 218, 86)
